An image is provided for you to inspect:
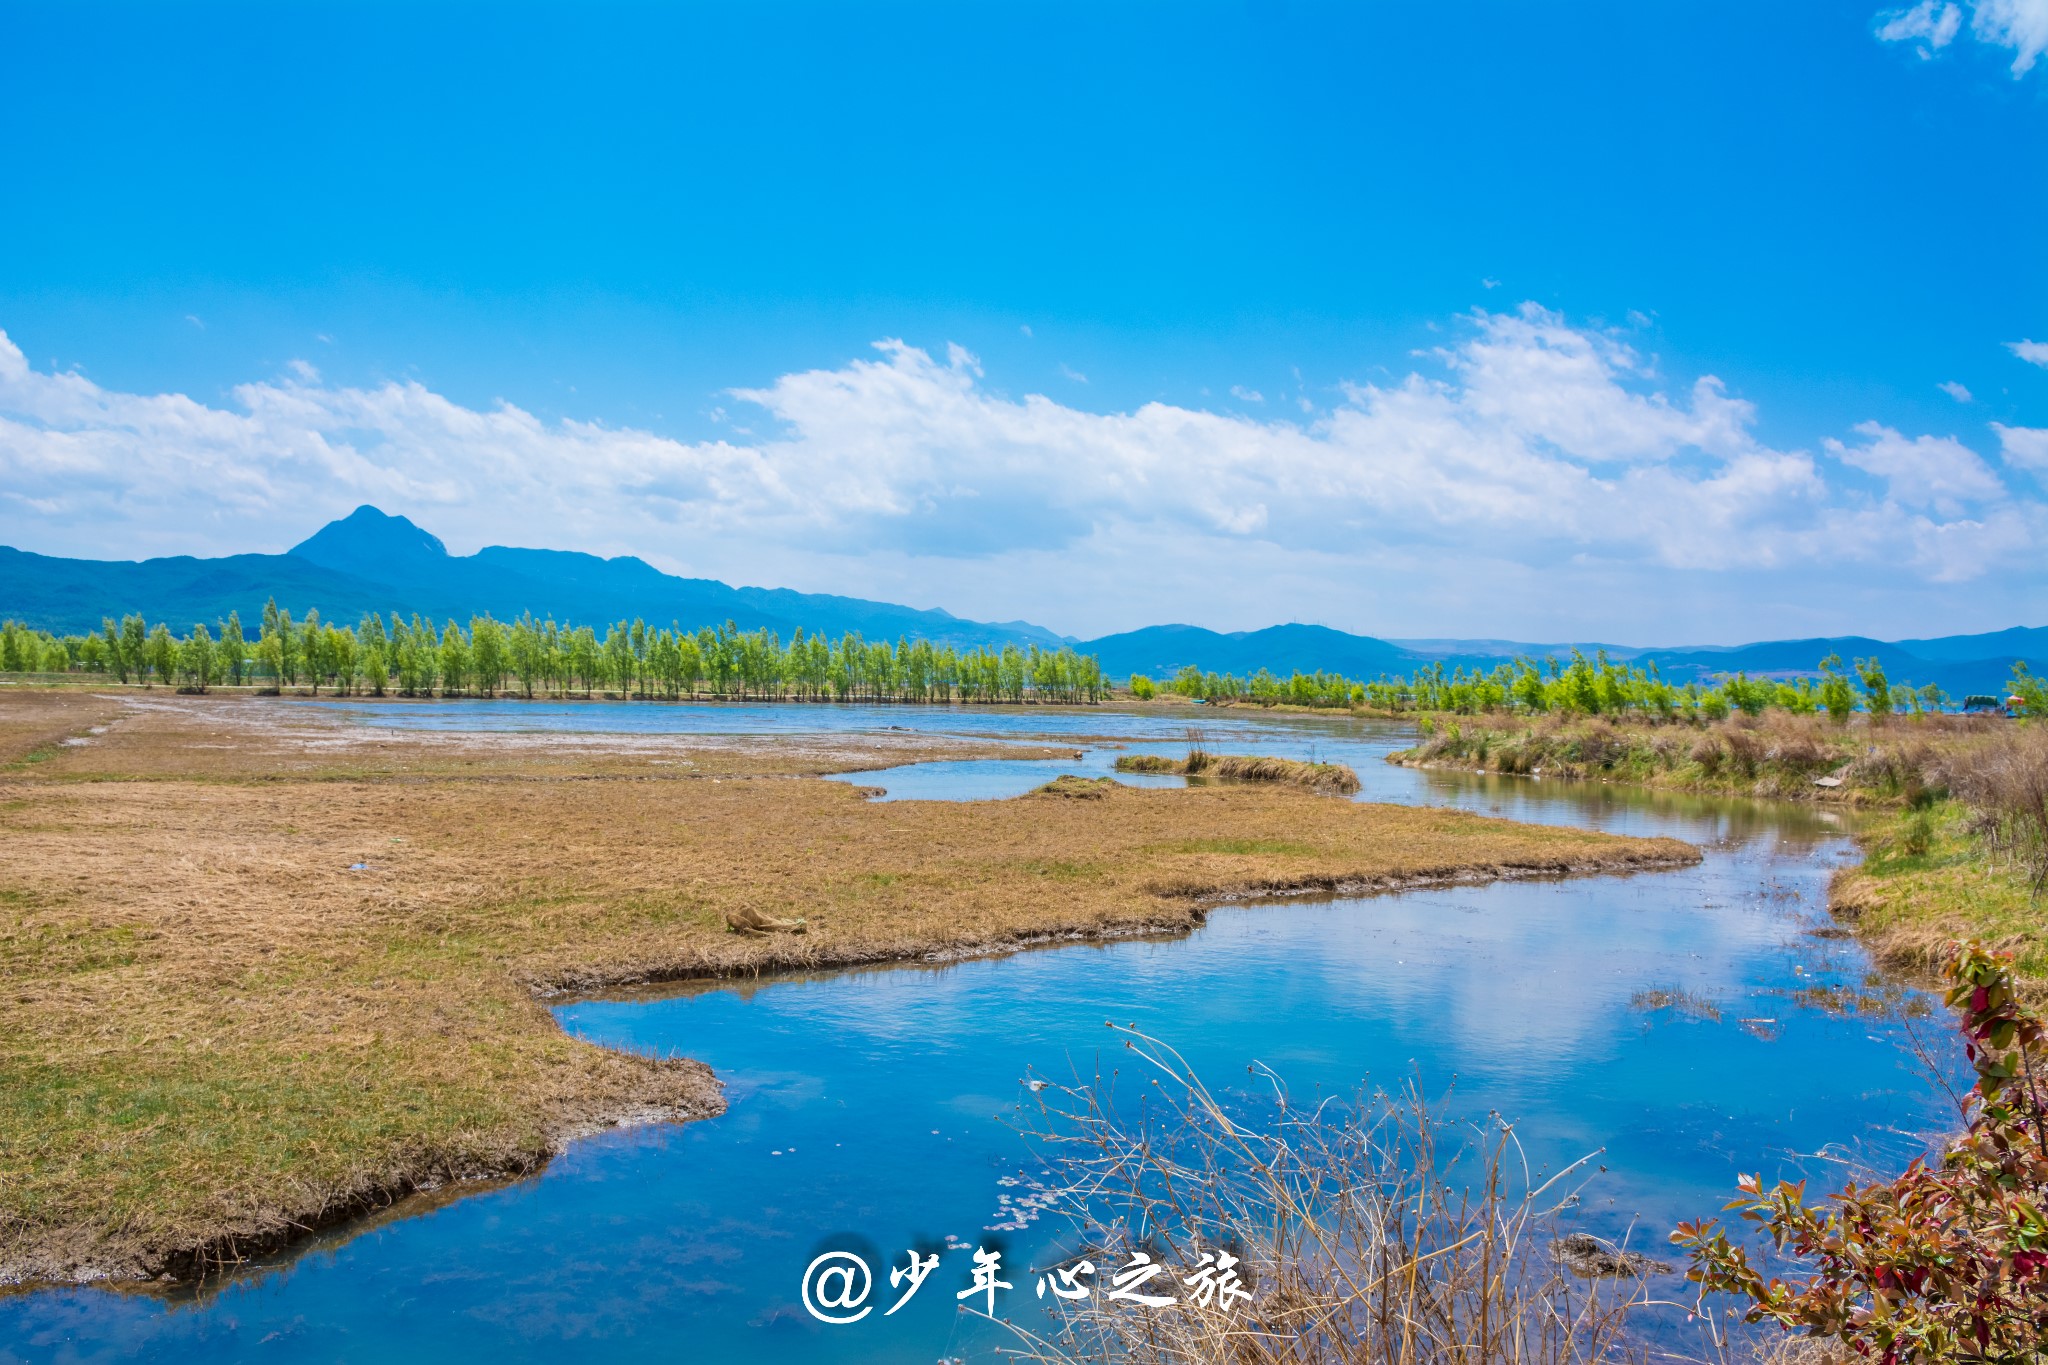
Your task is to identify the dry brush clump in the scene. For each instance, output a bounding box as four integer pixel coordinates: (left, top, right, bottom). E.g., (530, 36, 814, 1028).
(1008, 1031, 1663, 1365)
(1827, 723, 2048, 987)
(1115, 750, 1364, 795)
(1939, 724, 2048, 892)
(1401, 711, 2009, 806)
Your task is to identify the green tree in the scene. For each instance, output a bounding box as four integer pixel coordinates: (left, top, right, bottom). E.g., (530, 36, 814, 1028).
(358, 614, 389, 696)
(1853, 656, 1893, 723)
(2009, 662, 2047, 719)
(470, 615, 507, 697)
(219, 611, 246, 686)
(120, 613, 148, 685)
(101, 618, 128, 683)
(177, 624, 215, 691)
(1818, 654, 1856, 725)
(143, 623, 176, 686)
(603, 622, 634, 698)
(437, 621, 470, 697)
(275, 608, 299, 687)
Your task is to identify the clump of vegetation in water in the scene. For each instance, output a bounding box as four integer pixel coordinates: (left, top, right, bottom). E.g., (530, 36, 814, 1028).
(1677, 942, 2048, 1363)
(1014, 1029, 1655, 1365)
(1115, 748, 1362, 794)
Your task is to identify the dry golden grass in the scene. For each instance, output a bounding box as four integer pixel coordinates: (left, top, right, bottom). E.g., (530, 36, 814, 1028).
(1397, 710, 2005, 806)
(0, 689, 1695, 1287)
(1115, 750, 1363, 794)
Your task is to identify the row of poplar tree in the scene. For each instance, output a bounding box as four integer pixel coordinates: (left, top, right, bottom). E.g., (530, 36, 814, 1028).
(1142, 649, 2040, 720)
(0, 602, 1110, 704)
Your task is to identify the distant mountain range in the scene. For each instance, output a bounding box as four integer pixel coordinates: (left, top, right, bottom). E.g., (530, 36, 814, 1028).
(1079, 624, 2045, 700)
(0, 506, 1068, 654)
(3, 505, 2042, 697)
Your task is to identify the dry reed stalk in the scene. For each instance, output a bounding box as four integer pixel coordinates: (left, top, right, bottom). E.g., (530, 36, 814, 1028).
(1003, 1030, 1666, 1365)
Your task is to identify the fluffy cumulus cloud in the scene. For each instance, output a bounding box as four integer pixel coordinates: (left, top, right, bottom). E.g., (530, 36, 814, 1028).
(1878, 0, 2048, 71)
(1824, 421, 2007, 513)
(1997, 423, 2048, 470)
(1, 304, 2043, 639)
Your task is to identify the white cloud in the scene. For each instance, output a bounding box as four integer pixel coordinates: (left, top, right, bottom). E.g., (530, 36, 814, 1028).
(1058, 363, 1088, 385)
(1, 305, 2042, 639)
(1939, 380, 1973, 402)
(1973, 0, 2048, 71)
(1877, 1, 1963, 51)
(1996, 422, 2048, 470)
(2011, 339, 2048, 366)
(1879, 0, 2048, 71)
(1229, 386, 1264, 404)
(1824, 420, 2006, 514)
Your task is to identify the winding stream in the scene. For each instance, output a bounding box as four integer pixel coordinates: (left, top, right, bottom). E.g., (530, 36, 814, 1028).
(0, 705, 1965, 1364)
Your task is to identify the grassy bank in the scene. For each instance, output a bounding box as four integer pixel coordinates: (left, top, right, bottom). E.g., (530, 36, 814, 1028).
(0, 689, 1696, 1286)
(1828, 726, 2048, 987)
(1829, 802, 2046, 986)
(1391, 710, 2001, 805)
(1114, 750, 1362, 794)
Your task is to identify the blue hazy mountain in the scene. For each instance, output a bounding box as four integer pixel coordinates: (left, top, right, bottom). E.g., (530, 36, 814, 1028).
(1081, 623, 1419, 681)
(1082, 624, 2040, 700)
(2, 505, 2039, 696)
(2, 505, 1070, 652)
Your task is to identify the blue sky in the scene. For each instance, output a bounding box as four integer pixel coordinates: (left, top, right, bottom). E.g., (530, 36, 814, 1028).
(3, 1, 2045, 643)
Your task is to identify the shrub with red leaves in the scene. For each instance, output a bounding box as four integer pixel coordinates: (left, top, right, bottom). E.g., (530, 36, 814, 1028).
(1675, 943, 2048, 1363)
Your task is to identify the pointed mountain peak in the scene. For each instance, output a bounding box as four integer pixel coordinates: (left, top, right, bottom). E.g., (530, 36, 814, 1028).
(289, 506, 448, 581)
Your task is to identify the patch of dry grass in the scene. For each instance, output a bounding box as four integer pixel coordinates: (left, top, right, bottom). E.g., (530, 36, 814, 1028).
(0, 689, 1695, 1286)
(1115, 750, 1362, 794)
(1396, 710, 2005, 806)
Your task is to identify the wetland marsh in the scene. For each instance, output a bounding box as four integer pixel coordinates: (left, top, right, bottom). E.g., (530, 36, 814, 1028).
(0, 692, 1967, 1364)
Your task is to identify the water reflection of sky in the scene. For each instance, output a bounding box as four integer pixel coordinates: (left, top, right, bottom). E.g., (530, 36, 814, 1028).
(0, 706, 1959, 1365)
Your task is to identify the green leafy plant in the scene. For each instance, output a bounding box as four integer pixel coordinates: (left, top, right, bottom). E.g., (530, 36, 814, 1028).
(1675, 942, 2048, 1363)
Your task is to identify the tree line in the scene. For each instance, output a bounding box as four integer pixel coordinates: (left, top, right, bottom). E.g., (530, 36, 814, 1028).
(0, 603, 1109, 704)
(1141, 649, 2044, 720)
(7, 609, 2037, 719)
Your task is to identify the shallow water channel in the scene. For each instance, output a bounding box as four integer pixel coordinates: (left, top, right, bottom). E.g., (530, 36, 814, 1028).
(1, 704, 1966, 1364)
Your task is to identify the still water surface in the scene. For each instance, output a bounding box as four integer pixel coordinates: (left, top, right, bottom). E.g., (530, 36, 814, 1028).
(0, 704, 1962, 1363)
